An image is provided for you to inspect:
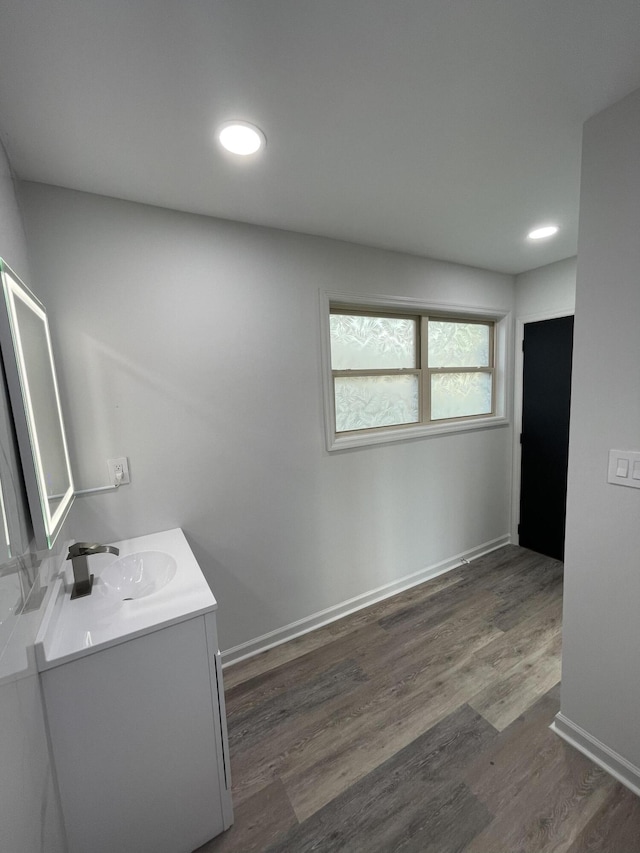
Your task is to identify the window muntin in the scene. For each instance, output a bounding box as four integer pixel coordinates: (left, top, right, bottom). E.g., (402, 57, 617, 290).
(330, 308, 495, 434)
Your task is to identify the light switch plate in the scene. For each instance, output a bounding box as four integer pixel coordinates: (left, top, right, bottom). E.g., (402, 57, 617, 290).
(607, 449, 640, 489)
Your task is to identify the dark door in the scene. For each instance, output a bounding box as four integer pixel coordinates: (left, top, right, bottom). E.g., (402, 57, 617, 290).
(519, 316, 574, 560)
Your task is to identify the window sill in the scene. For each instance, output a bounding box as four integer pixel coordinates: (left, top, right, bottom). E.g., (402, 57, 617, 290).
(327, 415, 510, 451)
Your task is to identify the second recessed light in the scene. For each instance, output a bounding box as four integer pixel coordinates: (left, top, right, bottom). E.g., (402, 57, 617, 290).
(218, 121, 266, 156)
(528, 224, 559, 240)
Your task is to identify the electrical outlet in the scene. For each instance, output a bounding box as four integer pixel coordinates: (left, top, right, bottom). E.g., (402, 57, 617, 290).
(107, 456, 131, 487)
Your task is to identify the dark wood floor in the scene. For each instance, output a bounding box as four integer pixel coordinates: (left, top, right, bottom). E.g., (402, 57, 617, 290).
(198, 545, 640, 852)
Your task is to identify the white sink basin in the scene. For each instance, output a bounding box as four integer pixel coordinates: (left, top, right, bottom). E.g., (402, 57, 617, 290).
(35, 529, 218, 670)
(100, 551, 177, 600)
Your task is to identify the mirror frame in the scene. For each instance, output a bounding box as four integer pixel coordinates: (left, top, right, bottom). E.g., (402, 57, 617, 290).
(0, 259, 74, 549)
(0, 477, 10, 560)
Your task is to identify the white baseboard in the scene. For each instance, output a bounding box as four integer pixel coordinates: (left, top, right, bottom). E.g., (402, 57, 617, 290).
(550, 712, 640, 797)
(222, 534, 511, 668)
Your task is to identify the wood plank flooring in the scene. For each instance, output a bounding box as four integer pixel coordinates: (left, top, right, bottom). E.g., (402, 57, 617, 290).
(197, 545, 640, 853)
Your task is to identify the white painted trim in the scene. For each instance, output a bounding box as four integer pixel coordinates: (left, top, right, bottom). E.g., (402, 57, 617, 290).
(319, 289, 513, 452)
(330, 416, 511, 450)
(550, 712, 640, 798)
(222, 534, 511, 667)
(511, 310, 574, 543)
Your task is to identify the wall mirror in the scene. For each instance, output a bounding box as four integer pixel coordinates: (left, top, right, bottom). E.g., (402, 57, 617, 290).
(0, 259, 74, 549)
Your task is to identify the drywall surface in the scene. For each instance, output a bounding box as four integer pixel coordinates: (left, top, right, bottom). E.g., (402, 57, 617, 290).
(0, 146, 29, 277)
(0, 145, 67, 853)
(21, 183, 515, 652)
(515, 256, 576, 320)
(561, 87, 640, 768)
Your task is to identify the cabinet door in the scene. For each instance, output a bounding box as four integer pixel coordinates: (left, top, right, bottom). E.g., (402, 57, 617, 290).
(42, 618, 226, 853)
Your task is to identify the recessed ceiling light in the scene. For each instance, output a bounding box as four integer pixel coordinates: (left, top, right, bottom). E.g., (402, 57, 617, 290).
(217, 121, 266, 156)
(527, 224, 559, 240)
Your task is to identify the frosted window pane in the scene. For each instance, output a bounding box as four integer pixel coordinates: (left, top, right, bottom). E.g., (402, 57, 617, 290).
(430, 372, 492, 420)
(330, 314, 416, 369)
(428, 321, 490, 367)
(334, 375, 419, 432)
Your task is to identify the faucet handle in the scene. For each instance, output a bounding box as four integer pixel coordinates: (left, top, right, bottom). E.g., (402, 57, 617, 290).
(67, 542, 91, 559)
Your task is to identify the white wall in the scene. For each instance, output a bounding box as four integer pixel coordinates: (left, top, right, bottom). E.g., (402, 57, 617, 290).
(515, 257, 576, 320)
(21, 183, 515, 655)
(558, 88, 640, 776)
(0, 147, 67, 853)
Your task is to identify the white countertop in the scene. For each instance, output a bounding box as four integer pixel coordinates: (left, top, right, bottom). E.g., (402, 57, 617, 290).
(35, 528, 216, 671)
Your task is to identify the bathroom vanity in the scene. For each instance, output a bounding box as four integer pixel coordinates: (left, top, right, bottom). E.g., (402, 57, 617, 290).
(35, 528, 233, 853)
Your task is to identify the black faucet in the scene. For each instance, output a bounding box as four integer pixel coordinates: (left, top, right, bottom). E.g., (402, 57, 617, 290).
(67, 542, 120, 599)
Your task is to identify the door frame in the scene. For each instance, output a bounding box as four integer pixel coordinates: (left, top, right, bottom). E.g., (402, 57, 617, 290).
(511, 309, 574, 544)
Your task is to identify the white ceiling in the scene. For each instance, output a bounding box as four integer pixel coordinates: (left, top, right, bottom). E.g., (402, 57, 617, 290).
(1, 1, 640, 274)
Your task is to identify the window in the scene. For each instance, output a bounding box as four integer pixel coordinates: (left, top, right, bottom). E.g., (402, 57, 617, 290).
(330, 313, 420, 432)
(427, 319, 494, 421)
(324, 298, 507, 449)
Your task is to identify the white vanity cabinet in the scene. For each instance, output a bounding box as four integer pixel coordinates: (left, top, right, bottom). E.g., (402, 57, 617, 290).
(36, 529, 233, 853)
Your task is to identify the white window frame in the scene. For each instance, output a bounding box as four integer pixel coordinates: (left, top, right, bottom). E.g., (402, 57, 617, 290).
(320, 291, 512, 451)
